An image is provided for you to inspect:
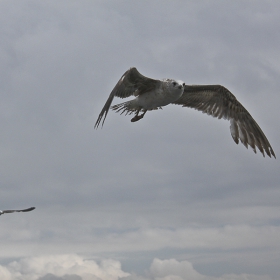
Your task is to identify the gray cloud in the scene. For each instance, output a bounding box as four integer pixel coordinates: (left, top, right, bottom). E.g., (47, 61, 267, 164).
(0, 0, 279, 279)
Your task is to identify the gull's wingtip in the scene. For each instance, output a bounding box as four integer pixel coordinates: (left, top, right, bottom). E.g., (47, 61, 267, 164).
(94, 115, 103, 129)
(23, 207, 36, 212)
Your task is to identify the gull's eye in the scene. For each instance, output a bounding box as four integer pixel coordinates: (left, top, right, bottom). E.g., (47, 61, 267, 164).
(183, 83, 185, 86)
(172, 82, 177, 86)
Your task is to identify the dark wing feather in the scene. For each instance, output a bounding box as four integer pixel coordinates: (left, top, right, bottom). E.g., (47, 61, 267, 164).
(17, 207, 36, 212)
(94, 67, 160, 128)
(174, 85, 275, 158)
(2, 207, 35, 214)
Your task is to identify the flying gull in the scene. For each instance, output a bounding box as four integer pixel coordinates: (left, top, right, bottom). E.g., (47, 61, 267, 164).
(0, 207, 35, 216)
(95, 67, 275, 158)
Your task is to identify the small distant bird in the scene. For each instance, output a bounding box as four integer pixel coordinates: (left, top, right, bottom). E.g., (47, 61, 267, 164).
(95, 67, 275, 158)
(0, 207, 35, 216)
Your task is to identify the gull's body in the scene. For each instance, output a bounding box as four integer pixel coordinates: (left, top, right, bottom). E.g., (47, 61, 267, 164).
(0, 207, 35, 216)
(95, 67, 275, 158)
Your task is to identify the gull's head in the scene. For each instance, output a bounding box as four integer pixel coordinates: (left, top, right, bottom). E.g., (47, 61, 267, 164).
(164, 79, 185, 92)
(174, 80, 185, 89)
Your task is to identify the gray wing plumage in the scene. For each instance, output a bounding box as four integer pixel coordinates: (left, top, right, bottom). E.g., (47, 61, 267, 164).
(1, 207, 35, 215)
(174, 85, 275, 158)
(94, 67, 160, 128)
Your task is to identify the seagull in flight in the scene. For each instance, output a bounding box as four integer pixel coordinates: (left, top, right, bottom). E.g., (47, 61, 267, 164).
(95, 67, 275, 158)
(0, 207, 35, 216)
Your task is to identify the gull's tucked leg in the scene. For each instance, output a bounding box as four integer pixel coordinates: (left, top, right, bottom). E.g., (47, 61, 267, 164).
(131, 110, 147, 122)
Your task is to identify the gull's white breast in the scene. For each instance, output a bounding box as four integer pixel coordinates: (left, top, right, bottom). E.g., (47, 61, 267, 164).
(136, 83, 184, 110)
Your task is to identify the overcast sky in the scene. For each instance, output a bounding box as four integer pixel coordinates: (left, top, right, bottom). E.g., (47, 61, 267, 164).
(0, 1, 280, 279)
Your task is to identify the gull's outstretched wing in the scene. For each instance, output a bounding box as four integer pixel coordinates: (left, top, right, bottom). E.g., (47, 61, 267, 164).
(1, 207, 36, 214)
(95, 67, 161, 128)
(173, 85, 275, 158)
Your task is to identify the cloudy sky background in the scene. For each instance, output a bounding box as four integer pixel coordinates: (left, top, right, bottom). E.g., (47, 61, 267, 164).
(0, 1, 279, 279)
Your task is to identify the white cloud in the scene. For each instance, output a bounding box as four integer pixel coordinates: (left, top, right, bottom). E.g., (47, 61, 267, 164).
(149, 259, 206, 280)
(0, 256, 273, 280)
(124, 259, 272, 280)
(0, 254, 129, 280)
